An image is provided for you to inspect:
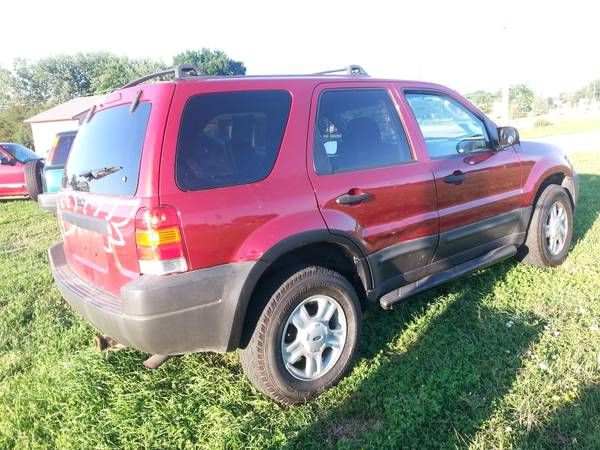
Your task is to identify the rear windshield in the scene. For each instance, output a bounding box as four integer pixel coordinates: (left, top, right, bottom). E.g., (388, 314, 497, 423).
(176, 90, 291, 191)
(51, 134, 76, 165)
(64, 103, 151, 196)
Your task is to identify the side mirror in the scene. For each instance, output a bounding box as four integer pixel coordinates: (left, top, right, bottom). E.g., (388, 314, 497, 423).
(0, 156, 11, 166)
(497, 126, 520, 149)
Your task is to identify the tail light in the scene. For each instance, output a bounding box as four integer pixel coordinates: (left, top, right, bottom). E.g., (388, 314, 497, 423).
(135, 205, 188, 275)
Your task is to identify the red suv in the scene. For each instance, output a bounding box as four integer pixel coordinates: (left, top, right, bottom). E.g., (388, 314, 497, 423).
(49, 65, 578, 404)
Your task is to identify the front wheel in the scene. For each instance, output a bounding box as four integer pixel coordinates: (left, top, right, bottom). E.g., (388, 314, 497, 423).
(519, 185, 573, 267)
(240, 266, 362, 404)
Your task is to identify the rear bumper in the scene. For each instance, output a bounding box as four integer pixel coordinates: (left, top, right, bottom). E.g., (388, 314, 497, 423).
(38, 193, 58, 213)
(49, 242, 256, 354)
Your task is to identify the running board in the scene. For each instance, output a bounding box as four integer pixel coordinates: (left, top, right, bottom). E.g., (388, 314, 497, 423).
(379, 244, 517, 309)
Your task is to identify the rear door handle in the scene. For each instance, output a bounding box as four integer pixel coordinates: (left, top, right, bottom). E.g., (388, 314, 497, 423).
(444, 171, 467, 185)
(336, 191, 372, 205)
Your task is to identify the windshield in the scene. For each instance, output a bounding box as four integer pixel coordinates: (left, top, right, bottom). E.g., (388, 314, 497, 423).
(63, 102, 151, 196)
(0, 144, 40, 163)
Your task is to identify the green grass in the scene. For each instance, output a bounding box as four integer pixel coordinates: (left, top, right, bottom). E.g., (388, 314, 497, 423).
(1, 153, 599, 449)
(519, 115, 600, 139)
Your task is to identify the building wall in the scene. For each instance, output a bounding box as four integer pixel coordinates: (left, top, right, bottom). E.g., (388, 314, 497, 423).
(30, 120, 80, 156)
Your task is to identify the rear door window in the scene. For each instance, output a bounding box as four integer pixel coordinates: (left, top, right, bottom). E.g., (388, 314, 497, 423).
(176, 90, 291, 191)
(63, 103, 151, 196)
(313, 89, 412, 174)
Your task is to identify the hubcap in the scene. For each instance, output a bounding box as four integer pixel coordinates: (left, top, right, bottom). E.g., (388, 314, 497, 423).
(281, 295, 347, 381)
(544, 201, 568, 256)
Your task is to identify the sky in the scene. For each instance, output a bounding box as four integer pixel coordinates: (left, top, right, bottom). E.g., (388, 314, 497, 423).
(1, 0, 598, 96)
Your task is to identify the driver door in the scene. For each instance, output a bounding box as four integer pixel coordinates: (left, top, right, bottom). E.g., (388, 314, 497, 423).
(0, 148, 25, 197)
(402, 90, 522, 263)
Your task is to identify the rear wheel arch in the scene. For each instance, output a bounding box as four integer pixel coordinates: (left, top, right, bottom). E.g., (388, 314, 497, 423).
(229, 230, 372, 350)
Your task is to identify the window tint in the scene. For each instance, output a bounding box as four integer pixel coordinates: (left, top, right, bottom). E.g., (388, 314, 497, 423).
(64, 103, 151, 196)
(314, 89, 412, 174)
(405, 92, 490, 158)
(51, 134, 76, 165)
(176, 90, 291, 191)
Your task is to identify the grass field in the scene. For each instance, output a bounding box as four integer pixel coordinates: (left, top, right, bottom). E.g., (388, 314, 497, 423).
(519, 115, 600, 139)
(1, 153, 599, 449)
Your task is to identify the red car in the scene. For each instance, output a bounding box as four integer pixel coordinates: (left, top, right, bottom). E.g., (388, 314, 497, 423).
(0, 143, 42, 198)
(49, 65, 578, 404)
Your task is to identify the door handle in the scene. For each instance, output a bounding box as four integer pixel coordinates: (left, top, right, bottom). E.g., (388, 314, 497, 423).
(336, 191, 372, 205)
(444, 171, 467, 185)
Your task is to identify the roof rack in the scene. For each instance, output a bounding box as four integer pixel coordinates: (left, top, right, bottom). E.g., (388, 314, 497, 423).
(312, 65, 369, 77)
(120, 64, 370, 89)
(120, 64, 201, 89)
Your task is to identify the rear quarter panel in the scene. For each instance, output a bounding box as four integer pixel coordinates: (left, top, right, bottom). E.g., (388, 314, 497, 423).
(159, 79, 327, 270)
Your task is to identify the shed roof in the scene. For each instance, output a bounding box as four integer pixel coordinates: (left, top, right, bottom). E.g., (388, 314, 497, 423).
(24, 95, 102, 123)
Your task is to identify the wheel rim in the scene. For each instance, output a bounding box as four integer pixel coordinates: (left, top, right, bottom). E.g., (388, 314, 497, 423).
(544, 201, 568, 256)
(280, 294, 347, 381)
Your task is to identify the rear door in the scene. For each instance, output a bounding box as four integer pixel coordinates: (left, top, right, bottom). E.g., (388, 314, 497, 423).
(401, 89, 522, 263)
(307, 83, 439, 290)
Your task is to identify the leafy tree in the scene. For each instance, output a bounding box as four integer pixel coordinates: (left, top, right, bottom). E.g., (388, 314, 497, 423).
(465, 90, 499, 114)
(509, 84, 535, 118)
(533, 95, 549, 116)
(12, 53, 167, 104)
(0, 103, 41, 147)
(0, 68, 18, 109)
(173, 49, 246, 75)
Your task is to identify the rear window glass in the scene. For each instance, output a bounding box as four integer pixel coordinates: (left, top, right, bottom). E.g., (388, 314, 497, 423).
(176, 90, 291, 191)
(51, 134, 76, 165)
(64, 103, 151, 196)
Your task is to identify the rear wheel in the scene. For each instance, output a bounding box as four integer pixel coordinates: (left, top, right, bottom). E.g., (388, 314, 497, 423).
(240, 266, 362, 404)
(24, 159, 44, 201)
(519, 185, 573, 267)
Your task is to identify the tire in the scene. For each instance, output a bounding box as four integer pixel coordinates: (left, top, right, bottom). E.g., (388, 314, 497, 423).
(24, 159, 44, 201)
(240, 266, 362, 404)
(518, 185, 573, 267)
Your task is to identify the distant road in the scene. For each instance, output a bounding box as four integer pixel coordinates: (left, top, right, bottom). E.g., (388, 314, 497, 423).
(526, 130, 600, 153)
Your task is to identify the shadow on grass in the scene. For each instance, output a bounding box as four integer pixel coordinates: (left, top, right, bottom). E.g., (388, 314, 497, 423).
(280, 175, 599, 448)
(283, 261, 545, 449)
(572, 173, 600, 244)
(517, 383, 600, 449)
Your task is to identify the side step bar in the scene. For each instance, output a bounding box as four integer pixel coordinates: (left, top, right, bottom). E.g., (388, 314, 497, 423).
(379, 244, 517, 309)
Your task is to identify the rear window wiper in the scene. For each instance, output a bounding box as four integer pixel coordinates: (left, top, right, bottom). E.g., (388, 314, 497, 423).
(78, 166, 123, 181)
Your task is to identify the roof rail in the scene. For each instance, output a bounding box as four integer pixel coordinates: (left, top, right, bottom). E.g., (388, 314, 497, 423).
(312, 65, 369, 77)
(120, 64, 201, 89)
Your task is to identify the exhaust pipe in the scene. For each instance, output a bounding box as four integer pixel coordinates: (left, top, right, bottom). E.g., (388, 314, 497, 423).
(93, 335, 124, 351)
(143, 354, 171, 369)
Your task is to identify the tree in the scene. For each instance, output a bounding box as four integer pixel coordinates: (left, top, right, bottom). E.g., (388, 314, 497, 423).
(533, 95, 549, 116)
(0, 103, 42, 148)
(509, 84, 535, 118)
(0, 68, 18, 109)
(465, 90, 499, 114)
(172, 49, 246, 75)
(12, 53, 168, 105)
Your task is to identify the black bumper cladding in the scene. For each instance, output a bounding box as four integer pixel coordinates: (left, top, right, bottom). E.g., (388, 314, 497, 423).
(48, 242, 255, 354)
